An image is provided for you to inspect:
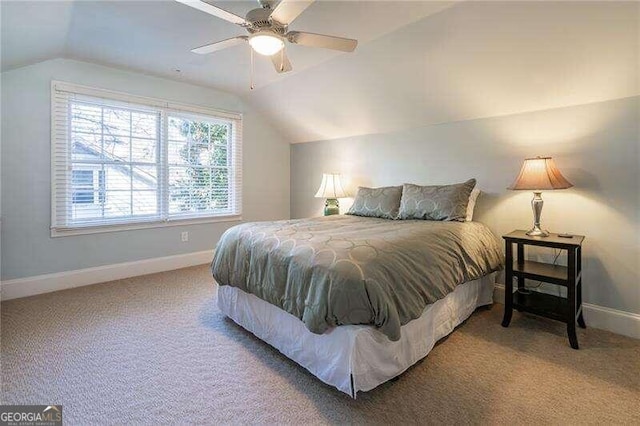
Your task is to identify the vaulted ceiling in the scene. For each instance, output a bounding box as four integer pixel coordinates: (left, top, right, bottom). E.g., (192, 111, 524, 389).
(1, 0, 454, 93)
(248, 1, 639, 143)
(2, 1, 638, 144)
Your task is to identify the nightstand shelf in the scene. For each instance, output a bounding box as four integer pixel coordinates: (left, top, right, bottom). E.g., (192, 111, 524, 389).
(502, 230, 586, 349)
(512, 260, 569, 286)
(513, 291, 568, 322)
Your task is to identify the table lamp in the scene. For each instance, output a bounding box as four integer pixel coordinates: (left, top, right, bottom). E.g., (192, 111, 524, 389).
(508, 156, 573, 237)
(315, 173, 347, 216)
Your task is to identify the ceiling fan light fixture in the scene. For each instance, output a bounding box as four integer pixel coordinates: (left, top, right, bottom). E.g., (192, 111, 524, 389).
(249, 32, 285, 56)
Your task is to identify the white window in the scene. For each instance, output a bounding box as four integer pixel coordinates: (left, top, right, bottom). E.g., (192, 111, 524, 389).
(51, 81, 242, 236)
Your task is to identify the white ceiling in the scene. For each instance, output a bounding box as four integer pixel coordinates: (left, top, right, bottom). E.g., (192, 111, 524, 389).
(1, 0, 455, 94)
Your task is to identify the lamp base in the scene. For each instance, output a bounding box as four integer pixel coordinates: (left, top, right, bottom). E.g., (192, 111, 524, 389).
(527, 191, 549, 237)
(526, 226, 549, 237)
(324, 198, 340, 216)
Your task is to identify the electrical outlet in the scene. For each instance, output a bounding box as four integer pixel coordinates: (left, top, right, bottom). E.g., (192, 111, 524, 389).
(181, 231, 189, 242)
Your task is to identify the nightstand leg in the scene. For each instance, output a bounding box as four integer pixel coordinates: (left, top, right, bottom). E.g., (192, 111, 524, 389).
(568, 323, 579, 350)
(577, 311, 586, 329)
(502, 241, 513, 327)
(502, 294, 513, 327)
(577, 246, 586, 329)
(577, 280, 586, 329)
(567, 248, 579, 349)
(515, 243, 524, 312)
(517, 243, 525, 291)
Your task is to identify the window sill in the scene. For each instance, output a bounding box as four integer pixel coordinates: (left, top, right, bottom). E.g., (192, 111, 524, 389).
(50, 215, 242, 238)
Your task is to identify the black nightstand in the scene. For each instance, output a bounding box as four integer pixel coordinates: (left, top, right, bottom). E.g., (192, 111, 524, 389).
(501, 230, 586, 349)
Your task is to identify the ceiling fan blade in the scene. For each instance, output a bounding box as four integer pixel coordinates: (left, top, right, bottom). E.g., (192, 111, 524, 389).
(191, 36, 248, 54)
(270, 0, 314, 25)
(175, 0, 249, 26)
(271, 49, 293, 73)
(287, 31, 357, 52)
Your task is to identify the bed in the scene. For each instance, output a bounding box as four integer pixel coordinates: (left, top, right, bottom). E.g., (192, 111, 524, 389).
(212, 214, 503, 397)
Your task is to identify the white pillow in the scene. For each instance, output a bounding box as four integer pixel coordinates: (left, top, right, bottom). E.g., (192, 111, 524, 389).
(465, 188, 481, 222)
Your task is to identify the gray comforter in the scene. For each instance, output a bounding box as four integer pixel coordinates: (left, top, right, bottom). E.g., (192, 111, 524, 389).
(211, 215, 503, 341)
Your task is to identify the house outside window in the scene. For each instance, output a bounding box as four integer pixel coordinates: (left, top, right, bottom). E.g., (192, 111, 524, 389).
(51, 81, 242, 236)
(71, 169, 105, 205)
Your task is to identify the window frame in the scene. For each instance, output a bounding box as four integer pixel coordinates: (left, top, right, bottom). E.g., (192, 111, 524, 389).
(51, 81, 243, 237)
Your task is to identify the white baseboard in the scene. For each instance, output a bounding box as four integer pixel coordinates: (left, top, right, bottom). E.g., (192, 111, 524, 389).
(493, 284, 639, 340)
(1, 250, 214, 301)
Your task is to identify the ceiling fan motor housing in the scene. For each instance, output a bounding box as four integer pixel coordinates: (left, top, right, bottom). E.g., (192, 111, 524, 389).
(246, 8, 286, 34)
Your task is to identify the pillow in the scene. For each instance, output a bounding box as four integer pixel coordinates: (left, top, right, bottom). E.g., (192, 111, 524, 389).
(346, 186, 403, 219)
(466, 188, 481, 222)
(399, 179, 477, 221)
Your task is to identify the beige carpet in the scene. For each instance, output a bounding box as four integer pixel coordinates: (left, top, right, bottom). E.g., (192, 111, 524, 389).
(1, 265, 639, 424)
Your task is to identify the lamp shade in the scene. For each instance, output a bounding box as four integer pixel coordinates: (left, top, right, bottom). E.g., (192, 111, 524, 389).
(509, 157, 573, 191)
(315, 173, 347, 198)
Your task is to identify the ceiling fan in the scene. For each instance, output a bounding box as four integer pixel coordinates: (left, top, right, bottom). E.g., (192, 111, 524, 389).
(176, 0, 358, 75)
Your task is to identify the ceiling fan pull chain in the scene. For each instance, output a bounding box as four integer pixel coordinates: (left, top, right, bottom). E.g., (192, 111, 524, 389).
(250, 48, 255, 90)
(280, 48, 284, 72)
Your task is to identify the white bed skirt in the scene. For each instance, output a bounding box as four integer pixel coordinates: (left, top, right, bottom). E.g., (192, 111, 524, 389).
(217, 273, 495, 397)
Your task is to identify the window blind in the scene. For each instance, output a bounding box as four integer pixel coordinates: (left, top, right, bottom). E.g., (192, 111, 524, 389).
(51, 81, 242, 234)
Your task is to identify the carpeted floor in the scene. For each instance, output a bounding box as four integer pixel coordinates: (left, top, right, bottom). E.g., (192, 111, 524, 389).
(1, 265, 639, 424)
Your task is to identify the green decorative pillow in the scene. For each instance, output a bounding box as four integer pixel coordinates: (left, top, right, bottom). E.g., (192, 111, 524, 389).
(399, 179, 477, 221)
(346, 186, 403, 219)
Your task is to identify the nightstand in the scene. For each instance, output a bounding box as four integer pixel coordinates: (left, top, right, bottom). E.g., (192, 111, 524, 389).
(501, 230, 586, 349)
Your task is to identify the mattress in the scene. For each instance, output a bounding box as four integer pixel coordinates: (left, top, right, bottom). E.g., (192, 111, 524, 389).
(217, 272, 495, 397)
